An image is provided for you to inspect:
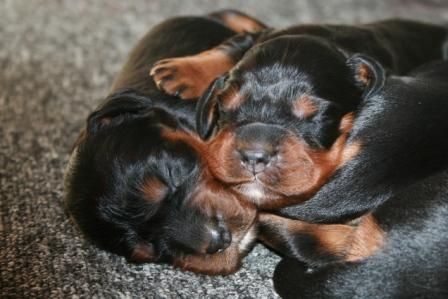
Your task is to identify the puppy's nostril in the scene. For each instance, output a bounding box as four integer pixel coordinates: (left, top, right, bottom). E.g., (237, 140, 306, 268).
(239, 149, 273, 174)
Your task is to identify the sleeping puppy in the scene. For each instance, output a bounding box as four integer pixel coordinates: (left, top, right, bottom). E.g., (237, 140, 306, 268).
(65, 11, 374, 275)
(64, 13, 260, 275)
(150, 19, 448, 211)
(273, 61, 448, 298)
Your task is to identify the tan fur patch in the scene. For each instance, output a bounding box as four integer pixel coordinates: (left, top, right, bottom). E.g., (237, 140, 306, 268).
(160, 128, 207, 159)
(258, 213, 384, 262)
(358, 63, 371, 86)
(218, 13, 267, 33)
(140, 177, 168, 203)
(150, 49, 235, 99)
(339, 112, 354, 133)
(339, 142, 361, 167)
(293, 95, 317, 118)
(129, 243, 155, 263)
(345, 214, 385, 262)
(220, 84, 244, 110)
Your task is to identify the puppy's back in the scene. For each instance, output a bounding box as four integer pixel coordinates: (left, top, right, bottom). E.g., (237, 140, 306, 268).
(111, 17, 235, 94)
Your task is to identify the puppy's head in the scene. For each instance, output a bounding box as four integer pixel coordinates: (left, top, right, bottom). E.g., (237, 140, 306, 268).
(65, 90, 257, 275)
(197, 36, 385, 208)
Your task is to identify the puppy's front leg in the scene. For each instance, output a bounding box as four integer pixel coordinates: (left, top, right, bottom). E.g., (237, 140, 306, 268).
(258, 213, 384, 267)
(150, 32, 261, 100)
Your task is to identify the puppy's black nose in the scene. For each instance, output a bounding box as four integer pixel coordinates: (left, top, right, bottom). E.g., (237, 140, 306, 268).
(239, 148, 273, 174)
(235, 122, 283, 174)
(206, 226, 232, 254)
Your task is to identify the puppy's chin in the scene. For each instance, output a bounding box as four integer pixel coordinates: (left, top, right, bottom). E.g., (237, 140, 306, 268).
(224, 205, 258, 254)
(234, 180, 282, 206)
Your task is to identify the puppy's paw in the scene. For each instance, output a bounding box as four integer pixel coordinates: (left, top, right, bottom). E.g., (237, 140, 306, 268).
(150, 50, 234, 100)
(150, 57, 208, 100)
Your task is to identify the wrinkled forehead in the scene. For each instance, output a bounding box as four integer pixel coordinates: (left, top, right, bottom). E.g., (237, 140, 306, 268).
(240, 65, 312, 101)
(219, 66, 315, 124)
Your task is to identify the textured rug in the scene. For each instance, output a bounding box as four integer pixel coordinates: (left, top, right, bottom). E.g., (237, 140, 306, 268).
(1, 0, 448, 298)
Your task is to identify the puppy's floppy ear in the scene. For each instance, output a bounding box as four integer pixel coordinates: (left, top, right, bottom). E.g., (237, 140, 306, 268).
(196, 74, 228, 140)
(87, 89, 152, 134)
(347, 54, 386, 99)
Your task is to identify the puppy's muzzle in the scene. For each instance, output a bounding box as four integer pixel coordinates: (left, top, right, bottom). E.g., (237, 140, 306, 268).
(235, 123, 283, 175)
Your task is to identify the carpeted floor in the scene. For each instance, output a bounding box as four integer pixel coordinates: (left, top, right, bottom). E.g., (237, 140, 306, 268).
(1, 0, 448, 298)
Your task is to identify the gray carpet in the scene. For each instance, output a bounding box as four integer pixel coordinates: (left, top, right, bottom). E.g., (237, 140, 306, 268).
(1, 0, 448, 298)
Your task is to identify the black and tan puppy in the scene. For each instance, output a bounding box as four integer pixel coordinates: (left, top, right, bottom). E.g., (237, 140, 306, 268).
(150, 19, 447, 211)
(64, 13, 261, 275)
(273, 60, 448, 298)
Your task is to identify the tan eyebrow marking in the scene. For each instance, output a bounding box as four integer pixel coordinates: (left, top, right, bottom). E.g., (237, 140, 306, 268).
(293, 95, 317, 118)
(140, 177, 168, 203)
